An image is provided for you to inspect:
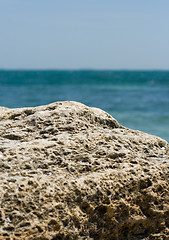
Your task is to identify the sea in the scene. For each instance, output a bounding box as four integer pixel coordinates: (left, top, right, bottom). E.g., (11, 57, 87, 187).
(0, 70, 169, 142)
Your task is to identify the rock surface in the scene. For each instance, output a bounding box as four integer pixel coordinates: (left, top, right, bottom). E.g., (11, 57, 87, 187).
(0, 101, 169, 240)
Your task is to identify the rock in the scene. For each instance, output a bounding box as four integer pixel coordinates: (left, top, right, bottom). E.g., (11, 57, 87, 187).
(0, 101, 168, 240)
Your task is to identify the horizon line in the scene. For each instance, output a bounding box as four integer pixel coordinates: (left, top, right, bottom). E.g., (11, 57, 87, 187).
(0, 68, 169, 71)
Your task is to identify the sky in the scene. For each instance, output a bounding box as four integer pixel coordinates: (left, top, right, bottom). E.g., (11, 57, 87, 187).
(0, 0, 169, 70)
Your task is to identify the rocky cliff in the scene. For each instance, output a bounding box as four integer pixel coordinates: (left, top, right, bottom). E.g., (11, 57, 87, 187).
(0, 101, 168, 240)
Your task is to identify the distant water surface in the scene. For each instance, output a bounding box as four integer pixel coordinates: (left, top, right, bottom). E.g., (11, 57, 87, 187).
(0, 70, 169, 142)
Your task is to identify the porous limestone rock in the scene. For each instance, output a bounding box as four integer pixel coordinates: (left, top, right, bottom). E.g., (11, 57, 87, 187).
(0, 101, 169, 240)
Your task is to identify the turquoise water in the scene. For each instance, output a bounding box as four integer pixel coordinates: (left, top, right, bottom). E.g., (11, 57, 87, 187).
(0, 70, 169, 142)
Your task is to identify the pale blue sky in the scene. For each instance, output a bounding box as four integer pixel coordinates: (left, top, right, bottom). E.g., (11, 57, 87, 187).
(0, 0, 169, 69)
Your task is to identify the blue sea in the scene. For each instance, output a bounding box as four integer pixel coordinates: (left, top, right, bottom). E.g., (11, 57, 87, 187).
(0, 70, 169, 142)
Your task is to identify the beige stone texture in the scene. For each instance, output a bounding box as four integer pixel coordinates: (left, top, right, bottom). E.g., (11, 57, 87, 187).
(0, 101, 168, 240)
